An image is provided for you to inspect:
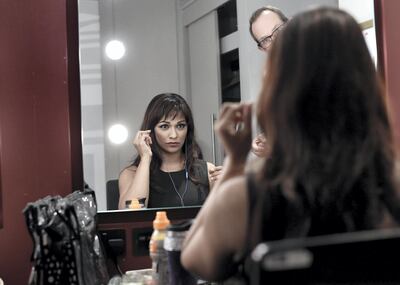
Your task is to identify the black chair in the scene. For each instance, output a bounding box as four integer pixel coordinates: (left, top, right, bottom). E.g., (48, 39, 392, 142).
(106, 179, 120, 210)
(250, 228, 400, 284)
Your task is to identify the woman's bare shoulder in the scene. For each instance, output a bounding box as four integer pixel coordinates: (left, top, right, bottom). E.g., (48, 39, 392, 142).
(118, 165, 138, 194)
(245, 157, 266, 173)
(119, 165, 138, 178)
(218, 176, 248, 201)
(206, 175, 249, 252)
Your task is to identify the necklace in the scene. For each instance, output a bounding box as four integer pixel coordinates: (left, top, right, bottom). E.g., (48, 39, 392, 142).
(168, 171, 188, 207)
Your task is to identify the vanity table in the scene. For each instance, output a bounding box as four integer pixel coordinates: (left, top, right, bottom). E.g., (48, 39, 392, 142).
(97, 206, 200, 273)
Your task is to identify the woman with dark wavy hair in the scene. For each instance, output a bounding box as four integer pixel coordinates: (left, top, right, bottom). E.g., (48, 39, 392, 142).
(181, 7, 400, 281)
(118, 93, 221, 209)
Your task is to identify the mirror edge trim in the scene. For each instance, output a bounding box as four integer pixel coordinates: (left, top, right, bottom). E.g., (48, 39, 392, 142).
(97, 206, 201, 224)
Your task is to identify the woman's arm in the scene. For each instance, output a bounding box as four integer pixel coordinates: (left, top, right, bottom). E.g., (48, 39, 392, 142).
(181, 175, 248, 280)
(118, 157, 151, 209)
(181, 103, 253, 280)
(206, 162, 223, 189)
(118, 130, 153, 209)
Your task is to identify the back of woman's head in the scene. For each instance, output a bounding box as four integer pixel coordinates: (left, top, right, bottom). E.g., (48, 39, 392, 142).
(257, 7, 396, 230)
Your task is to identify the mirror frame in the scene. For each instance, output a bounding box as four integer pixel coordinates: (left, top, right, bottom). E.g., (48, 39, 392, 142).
(0, 124, 2, 229)
(374, 0, 385, 82)
(97, 206, 201, 224)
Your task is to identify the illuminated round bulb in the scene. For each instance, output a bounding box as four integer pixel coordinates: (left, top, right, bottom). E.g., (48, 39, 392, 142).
(108, 124, 128, 144)
(105, 40, 126, 60)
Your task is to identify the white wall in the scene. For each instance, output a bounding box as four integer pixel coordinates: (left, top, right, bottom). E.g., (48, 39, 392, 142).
(99, 0, 181, 189)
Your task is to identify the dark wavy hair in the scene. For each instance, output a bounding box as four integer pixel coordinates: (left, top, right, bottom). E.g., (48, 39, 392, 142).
(133, 93, 203, 182)
(256, 7, 399, 233)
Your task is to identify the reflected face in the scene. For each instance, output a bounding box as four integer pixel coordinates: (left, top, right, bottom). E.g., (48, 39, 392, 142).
(251, 11, 284, 52)
(155, 112, 188, 155)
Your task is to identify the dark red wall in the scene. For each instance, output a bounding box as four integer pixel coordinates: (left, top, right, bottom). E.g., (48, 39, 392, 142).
(0, 1, 82, 284)
(376, 0, 400, 148)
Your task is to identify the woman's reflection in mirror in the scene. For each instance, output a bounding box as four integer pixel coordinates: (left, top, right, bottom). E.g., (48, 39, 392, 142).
(118, 93, 222, 209)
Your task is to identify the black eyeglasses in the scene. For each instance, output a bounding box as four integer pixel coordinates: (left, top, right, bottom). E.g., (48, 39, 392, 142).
(257, 23, 285, 50)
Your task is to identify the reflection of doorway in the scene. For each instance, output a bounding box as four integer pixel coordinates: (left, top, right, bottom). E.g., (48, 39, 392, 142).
(186, 0, 240, 166)
(187, 11, 223, 165)
(218, 0, 241, 104)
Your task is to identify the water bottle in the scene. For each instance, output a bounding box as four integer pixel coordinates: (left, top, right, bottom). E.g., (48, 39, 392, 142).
(149, 211, 170, 285)
(164, 220, 197, 285)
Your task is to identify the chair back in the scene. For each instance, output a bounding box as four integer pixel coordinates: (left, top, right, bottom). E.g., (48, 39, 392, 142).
(106, 179, 120, 210)
(250, 228, 400, 284)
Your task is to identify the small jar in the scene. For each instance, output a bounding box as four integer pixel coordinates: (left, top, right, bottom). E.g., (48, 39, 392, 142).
(125, 199, 142, 210)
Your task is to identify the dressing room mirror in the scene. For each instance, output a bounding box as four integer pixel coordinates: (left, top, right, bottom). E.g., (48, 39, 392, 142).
(78, 0, 378, 211)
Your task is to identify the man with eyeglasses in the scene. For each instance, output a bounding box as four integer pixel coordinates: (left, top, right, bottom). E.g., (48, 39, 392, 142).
(248, 6, 288, 157)
(249, 6, 288, 52)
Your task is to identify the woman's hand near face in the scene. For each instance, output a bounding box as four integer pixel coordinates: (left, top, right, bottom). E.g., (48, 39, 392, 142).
(209, 165, 223, 182)
(207, 164, 223, 189)
(251, 133, 268, 157)
(214, 103, 252, 163)
(133, 130, 152, 159)
(119, 130, 153, 209)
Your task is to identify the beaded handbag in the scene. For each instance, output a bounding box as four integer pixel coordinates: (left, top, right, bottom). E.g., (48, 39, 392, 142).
(24, 189, 109, 285)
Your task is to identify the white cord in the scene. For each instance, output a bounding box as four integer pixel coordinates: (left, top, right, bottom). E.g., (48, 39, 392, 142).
(168, 171, 188, 206)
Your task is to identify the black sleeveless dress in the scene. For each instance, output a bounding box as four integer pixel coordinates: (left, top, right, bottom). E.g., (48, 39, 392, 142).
(148, 159, 210, 208)
(231, 172, 400, 284)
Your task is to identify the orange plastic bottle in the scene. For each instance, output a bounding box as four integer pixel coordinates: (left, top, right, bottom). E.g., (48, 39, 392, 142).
(149, 211, 170, 284)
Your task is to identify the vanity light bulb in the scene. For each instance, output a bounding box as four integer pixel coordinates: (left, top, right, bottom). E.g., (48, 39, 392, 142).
(108, 124, 128, 144)
(105, 40, 126, 60)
